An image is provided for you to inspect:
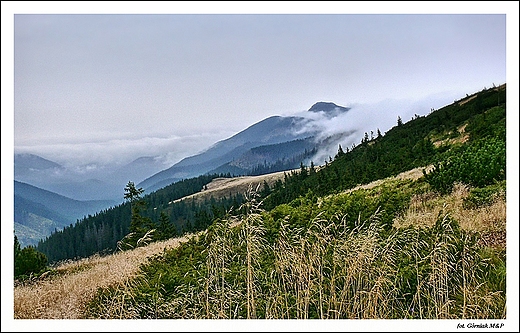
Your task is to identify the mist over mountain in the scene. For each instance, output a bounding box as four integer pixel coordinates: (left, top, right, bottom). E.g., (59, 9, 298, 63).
(14, 153, 66, 183)
(15, 153, 114, 201)
(15, 93, 457, 202)
(33, 85, 507, 268)
(15, 153, 64, 173)
(137, 102, 353, 192)
(14, 153, 168, 202)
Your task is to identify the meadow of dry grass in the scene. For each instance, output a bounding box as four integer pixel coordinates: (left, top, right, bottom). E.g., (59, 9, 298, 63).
(393, 182, 506, 243)
(170, 169, 291, 205)
(13, 234, 196, 319)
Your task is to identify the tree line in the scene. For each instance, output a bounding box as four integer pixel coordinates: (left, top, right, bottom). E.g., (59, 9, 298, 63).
(32, 85, 505, 265)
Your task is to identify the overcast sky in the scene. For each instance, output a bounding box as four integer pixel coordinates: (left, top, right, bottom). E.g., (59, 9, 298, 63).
(2, 2, 519, 331)
(3, 2, 515, 168)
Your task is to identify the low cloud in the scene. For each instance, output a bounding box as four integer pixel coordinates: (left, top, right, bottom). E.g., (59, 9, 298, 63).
(14, 91, 461, 180)
(285, 92, 461, 166)
(14, 130, 234, 172)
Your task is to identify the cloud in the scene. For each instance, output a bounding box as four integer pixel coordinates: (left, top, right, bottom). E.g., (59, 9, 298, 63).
(14, 130, 234, 170)
(284, 91, 464, 166)
(13, 87, 471, 180)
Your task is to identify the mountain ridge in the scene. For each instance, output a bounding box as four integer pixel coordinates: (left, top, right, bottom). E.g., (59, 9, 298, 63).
(34, 85, 507, 264)
(138, 103, 351, 192)
(14, 102, 353, 200)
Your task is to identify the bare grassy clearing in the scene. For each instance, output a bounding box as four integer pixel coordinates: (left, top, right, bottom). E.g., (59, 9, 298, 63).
(170, 169, 293, 205)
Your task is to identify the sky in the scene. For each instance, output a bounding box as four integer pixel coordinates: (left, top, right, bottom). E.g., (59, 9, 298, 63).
(4, 2, 515, 169)
(2, 2, 519, 332)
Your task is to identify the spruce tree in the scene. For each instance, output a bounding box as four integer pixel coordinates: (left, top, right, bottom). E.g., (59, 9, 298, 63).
(122, 181, 153, 248)
(14, 234, 48, 279)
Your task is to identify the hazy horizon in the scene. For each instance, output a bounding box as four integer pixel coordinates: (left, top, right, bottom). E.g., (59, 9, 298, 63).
(3, 2, 519, 332)
(9, 10, 508, 169)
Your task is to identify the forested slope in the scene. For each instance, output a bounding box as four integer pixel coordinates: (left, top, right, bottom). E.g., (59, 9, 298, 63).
(16, 85, 508, 320)
(36, 85, 506, 266)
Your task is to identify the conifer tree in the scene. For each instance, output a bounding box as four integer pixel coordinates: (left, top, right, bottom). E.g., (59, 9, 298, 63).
(156, 211, 175, 240)
(122, 181, 153, 248)
(14, 234, 47, 278)
(335, 144, 345, 159)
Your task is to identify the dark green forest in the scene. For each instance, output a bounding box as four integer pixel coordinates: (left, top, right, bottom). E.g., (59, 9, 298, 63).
(36, 173, 244, 262)
(36, 85, 505, 268)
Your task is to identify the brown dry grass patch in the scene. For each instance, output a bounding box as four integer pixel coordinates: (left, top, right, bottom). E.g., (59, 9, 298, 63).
(458, 94, 478, 106)
(393, 183, 506, 238)
(170, 169, 292, 205)
(13, 233, 196, 319)
(343, 166, 431, 193)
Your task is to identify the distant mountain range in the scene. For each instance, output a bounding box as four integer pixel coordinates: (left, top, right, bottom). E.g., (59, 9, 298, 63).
(14, 180, 116, 247)
(138, 102, 353, 192)
(15, 102, 355, 199)
(14, 153, 167, 201)
(14, 101, 356, 244)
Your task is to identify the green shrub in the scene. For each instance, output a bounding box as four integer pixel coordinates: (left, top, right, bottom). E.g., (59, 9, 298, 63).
(463, 181, 506, 209)
(423, 137, 505, 194)
(14, 235, 48, 279)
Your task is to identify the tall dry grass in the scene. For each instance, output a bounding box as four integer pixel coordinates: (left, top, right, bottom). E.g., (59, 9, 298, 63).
(13, 234, 195, 319)
(16, 175, 506, 320)
(238, 185, 266, 319)
(85, 180, 506, 319)
(267, 208, 412, 319)
(393, 182, 506, 234)
(393, 183, 507, 319)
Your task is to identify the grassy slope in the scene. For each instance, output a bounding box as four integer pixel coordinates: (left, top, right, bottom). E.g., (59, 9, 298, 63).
(14, 85, 508, 320)
(13, 170, 291, 319)
(13, 166, 506, 319)
(169, 169, 292, 205)
(14, 234, 197, 319)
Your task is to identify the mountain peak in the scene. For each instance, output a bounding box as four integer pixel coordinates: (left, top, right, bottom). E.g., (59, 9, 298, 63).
(308, 102, 350, 115)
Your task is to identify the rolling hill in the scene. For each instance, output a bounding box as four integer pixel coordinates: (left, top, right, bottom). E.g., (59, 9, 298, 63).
(14, 181, 116, 247)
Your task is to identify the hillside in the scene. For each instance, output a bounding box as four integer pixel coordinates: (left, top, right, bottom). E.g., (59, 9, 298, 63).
(36, 84, 506, 263)
(137, 115, 311, 191)
(169, 169, 294, 205)
(83, 170, 506, 319)
(137, 102, 351, 192)
(19, 85, 508, 320)
(14, 181, 116, 247)
(14, 235, 194, 319)
(13, 164, 506, 319)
